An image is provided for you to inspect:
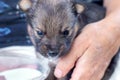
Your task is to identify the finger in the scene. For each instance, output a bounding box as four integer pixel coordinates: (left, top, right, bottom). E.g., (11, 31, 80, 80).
(70, 46, 103, 80)
(54, 35, 90, 78)
(71, 41, 120, 80)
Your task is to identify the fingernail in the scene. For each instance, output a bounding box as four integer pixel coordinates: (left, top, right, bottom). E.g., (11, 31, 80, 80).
(54, 69, 63, 78)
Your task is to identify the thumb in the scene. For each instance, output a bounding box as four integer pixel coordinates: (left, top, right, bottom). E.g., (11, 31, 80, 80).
(54, 35, 89, 78)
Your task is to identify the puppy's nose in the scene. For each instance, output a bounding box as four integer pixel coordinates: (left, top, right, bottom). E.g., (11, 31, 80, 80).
(48, 51, 58, 57)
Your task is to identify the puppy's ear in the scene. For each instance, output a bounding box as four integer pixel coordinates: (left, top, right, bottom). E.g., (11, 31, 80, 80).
(19, 0, 33, 11)
(75, 4, 85, 14)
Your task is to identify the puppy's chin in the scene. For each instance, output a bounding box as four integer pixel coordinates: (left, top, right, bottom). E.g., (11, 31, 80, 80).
(36, 52, 59, 65)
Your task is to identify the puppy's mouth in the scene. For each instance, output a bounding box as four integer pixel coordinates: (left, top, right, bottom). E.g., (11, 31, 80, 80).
(48, 55, 59, 63)
(36, 51, 60, 64)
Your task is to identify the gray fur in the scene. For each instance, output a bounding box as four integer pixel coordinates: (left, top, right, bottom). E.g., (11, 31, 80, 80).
(19, 0, 108, 80)
(26, 0, 79, 59)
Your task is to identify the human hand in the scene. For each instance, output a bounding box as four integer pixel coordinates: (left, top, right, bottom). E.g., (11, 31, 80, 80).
(54, 19, 120, 80)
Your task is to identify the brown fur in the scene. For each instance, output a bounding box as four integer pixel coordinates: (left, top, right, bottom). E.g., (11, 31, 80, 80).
(22, 0, 80, 58)
(19, 0, 106, 80)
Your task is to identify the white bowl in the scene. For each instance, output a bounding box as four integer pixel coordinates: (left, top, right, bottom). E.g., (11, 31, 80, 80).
(0, 46, 49, 80)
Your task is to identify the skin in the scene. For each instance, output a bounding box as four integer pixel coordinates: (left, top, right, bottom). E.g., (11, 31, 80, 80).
(54, 0, 120, 80)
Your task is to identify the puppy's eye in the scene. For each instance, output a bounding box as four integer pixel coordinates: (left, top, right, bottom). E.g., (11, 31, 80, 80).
(37, 30, 44, 36)
(62, 30, 69, 36)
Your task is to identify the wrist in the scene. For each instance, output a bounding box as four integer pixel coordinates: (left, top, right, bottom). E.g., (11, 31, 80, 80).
(104, 0, 120, 15)
(98, 17, 120, 45)
(105, 10, 120, 27)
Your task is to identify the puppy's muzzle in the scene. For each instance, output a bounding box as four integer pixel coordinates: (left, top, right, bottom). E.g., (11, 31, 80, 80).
(45, 44, 63, 57)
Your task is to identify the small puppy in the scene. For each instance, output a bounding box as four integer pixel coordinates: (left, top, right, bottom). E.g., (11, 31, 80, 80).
(18, 0, 118, 80)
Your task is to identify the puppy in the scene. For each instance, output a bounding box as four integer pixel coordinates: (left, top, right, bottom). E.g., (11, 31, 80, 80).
(19, 0, 118, 80)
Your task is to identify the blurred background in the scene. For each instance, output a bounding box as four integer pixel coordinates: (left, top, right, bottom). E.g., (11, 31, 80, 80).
(0, 0, 32, 48)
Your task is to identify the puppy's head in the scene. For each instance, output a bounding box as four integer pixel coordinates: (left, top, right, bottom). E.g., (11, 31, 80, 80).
(19, 0, 84, 59)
